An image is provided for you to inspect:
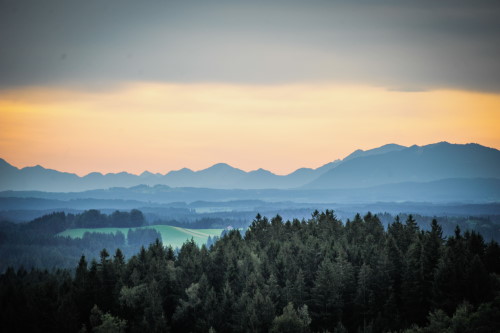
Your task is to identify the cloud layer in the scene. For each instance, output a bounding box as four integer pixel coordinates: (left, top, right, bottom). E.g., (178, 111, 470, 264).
(1, 0, 500, 91)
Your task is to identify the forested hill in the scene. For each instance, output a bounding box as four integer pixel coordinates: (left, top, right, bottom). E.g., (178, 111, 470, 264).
(1, 211, 500, 332)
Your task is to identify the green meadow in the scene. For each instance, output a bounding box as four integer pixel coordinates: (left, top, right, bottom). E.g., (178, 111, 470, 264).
(58, 225, 224, 249)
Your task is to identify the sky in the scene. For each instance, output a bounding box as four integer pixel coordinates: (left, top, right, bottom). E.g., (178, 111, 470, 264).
(1, 0, 500, 176)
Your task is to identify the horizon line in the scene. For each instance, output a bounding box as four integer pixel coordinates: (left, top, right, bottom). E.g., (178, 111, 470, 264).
(1, 141, 495, 178)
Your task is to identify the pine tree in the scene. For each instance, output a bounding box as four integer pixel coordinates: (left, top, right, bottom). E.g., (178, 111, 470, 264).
(311, 258, 342, 330)
(401, 238, 426, 325)
(355, 263, 374, 330)
(270, 302, 310, 333)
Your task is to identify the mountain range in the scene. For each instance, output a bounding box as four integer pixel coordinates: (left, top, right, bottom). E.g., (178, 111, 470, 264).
(1, 142, 499, 192)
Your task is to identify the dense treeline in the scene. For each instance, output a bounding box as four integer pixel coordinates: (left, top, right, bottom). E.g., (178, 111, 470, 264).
(374, 212, 500, 243)
(1, 211, 500, 332)
(150, 210, 500, 243)
(154, 211, 500, 241)
(23, 209, 146, 233)
(0, 209, 148, 272)
(0, 213, 160, 271)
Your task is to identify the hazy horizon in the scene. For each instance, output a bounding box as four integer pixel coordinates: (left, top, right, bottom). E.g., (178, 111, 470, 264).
(1, 141, 496, 177)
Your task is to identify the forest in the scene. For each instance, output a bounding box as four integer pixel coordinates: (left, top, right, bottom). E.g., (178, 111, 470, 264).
(2, 207, 499, 272)
(0, 210, 160, 271)
(1, 211, 499, 332)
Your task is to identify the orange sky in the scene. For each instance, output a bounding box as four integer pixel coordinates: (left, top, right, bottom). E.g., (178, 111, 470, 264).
(1, 82, 499, 176)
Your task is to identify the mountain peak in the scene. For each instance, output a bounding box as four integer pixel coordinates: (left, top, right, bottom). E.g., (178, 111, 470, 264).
(201, 163, 244, 174)
(84, 172, 104, 177)
(344, 143, 406, 161)
(249, 168, 274, 175)
(429, 141, 451, 147)
(208, 163, 235, 169)
(379, 143, 407, 149)
(140, 171, 159, 177)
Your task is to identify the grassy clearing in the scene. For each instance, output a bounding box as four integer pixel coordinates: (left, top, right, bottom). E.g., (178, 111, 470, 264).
(58, 225, 224, 249)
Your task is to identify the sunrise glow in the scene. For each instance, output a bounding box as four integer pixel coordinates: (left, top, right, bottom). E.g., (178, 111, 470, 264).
(1, 83, 499, 175)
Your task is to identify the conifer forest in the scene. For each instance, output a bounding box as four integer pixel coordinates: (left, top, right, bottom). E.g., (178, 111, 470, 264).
(1, 211, 499, 332)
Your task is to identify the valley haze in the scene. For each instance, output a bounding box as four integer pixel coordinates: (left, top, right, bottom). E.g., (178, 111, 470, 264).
(1, 142, 499, 224)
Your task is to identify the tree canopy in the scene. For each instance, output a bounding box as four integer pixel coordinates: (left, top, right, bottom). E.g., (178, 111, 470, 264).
(1, 211, 499, 332)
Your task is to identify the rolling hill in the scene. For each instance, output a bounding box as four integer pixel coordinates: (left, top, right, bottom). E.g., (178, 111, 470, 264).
(58, 225, 224, 250)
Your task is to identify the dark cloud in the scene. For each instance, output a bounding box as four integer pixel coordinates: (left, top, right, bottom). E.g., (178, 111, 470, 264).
(1, 0, 500, 91)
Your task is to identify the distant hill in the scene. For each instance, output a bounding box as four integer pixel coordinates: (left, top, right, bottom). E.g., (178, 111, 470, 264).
(1, 142, 499, 191)
(0, 157, 337, 191)
(305, 142, 500, 189)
